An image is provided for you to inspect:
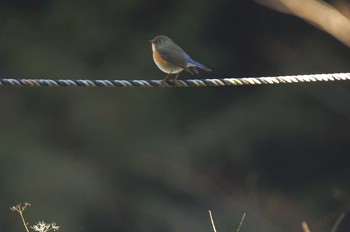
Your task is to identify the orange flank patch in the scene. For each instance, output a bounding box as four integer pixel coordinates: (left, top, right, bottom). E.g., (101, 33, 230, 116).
(153, 50, 169, 65)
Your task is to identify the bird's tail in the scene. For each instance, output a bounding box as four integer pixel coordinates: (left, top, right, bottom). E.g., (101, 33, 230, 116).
(188, 58, 212, 72)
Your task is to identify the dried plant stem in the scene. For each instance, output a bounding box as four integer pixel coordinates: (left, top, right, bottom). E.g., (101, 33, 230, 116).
(208, 210, 246, 232)
(18, 209, 30, 232)
(10, 203, 31, 232)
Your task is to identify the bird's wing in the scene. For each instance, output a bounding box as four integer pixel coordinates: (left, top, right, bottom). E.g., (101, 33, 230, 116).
(157, 47, 194, 74)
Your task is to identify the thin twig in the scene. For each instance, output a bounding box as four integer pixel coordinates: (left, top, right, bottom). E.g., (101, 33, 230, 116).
(331, 212, 346, 232)
(236, 213, 246, 232)
(208, 210, 218, 232)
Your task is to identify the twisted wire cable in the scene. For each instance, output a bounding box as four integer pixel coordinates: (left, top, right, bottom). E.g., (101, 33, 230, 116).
(0, 73, 349, 88)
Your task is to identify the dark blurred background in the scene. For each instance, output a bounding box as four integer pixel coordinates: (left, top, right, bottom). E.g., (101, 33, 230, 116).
(1, 0, 350, 231)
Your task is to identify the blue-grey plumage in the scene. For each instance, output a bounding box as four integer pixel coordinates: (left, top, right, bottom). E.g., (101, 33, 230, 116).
(149, 35, 211, 80)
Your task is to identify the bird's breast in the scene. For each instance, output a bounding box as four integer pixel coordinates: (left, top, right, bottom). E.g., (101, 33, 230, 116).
(152, 47, 182, 74)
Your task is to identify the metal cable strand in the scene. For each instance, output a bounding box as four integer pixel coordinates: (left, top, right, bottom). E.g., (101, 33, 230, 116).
(0, 73, 349, 88)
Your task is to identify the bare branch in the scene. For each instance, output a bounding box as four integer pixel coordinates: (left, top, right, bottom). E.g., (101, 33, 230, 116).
(257, 0, 350, 47)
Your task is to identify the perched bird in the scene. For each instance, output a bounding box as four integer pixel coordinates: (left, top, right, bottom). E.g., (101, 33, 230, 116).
(149, 35, 211, 80)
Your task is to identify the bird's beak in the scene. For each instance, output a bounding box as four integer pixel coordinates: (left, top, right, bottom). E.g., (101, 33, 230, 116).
(148, 39, 154, 43)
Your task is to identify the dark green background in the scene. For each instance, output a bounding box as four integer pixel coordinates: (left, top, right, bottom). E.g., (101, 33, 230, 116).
(1, 0, 350, 231)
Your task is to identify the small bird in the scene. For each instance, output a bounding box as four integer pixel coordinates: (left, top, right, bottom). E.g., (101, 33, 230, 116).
(149, 35, 211, 81)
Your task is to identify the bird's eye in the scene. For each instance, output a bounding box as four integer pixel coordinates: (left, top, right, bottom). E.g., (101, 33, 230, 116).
(158, 40, 162, 44)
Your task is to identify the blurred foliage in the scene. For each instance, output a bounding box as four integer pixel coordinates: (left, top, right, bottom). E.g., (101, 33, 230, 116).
(1, 0, 350, 232)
